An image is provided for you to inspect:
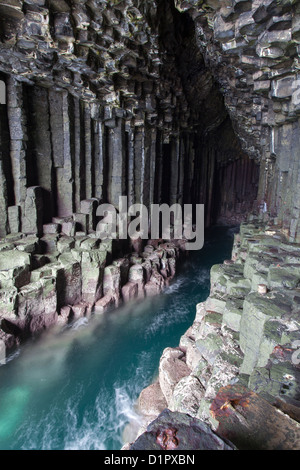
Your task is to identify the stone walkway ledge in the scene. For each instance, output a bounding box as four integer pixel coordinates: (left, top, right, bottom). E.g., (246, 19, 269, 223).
(127, 219, 300, 450)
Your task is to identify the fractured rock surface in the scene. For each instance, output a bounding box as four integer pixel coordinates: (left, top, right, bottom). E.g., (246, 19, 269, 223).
(132, 219, 300, 450)
(0, 214, 187, 360)
(129, 408, 235, 451)
(0, 0, 261, 240)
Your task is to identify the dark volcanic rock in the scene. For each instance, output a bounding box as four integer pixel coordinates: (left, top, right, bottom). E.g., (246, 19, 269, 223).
(129, 409, 235, 451)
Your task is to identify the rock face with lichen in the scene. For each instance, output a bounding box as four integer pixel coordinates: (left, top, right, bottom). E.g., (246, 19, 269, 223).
(130, 219, 300, 450)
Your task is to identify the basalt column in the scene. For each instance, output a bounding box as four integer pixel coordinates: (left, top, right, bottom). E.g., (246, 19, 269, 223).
(172, 0, 300, 241)
(157, 0, 260, 226)
(0, 0, 262, 236)
(0, 0, 278, 357)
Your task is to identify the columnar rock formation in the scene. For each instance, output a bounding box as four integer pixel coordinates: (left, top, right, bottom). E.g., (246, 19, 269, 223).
(0, 0, 262, 357)
(0, 0, 259, 238)
(0, 226, 187, 361)
(0, 0, 300, 450)
(173, 0, 300, 240)
(0, 0, 299, 237)
(131, 220, 300, 450)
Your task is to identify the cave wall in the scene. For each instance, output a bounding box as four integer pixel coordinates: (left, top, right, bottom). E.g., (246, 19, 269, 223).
(174, 0, 300, 241)
(0, 0, 261, 237)
(0, 0, 299, 240)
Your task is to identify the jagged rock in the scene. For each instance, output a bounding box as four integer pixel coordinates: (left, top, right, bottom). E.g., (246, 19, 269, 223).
(211, 384, 300, 450)
(80, 199, 98, 233)
(57, 236, 75, 253)
(71, 303, 87, 320)
(138, 381, 168, 417)
(205, 296, 227, 314)
(103, 264, 121, 306)
(94, 294, 116, 314)
(61, 221, 76, 237)
(222, 298, 244, 332)
(121, 281, 138, 303)
(169, 375, 206, 417)
(135, 222, 300, 446)
(56, 256, 82, 307)
(16, 276, 57, 337)
(268, 263, 300, 289)
(159, 347, 191, 406)
(129, 409, 235, 451)
(180, 332, 203, 370)
(43, 223, 60, 235)
(113, 257, 130, 285)
(145, 271, 165, 297)
(240, 290, 293, 375)
(128, 264, 145, 299)
(40, 234, 58, 254)
(0, 250, 31, 289)
(74, 213, 89, 235)
(80, 250, 107, 304)
(0, 288, 18, 321)
(195, 334, 224, 367)
(15, 236, 39, 254)
(249, 357, 300, 409)
(57, 305, 72, 325)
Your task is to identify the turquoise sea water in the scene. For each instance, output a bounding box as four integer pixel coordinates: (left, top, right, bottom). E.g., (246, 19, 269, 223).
(0, 226, 235, 450)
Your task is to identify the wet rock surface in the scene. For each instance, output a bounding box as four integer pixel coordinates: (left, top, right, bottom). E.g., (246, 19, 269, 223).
(0, 204, 187, 359)
(130, 219, 300, 450)
(128, 409, 235, 451)
(210, 383, 300, 450)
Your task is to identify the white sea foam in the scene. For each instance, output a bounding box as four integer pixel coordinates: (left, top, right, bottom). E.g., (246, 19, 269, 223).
(71, 317, 89, 330)
(192, 267, 210, 285)
(164, 277, 186, 294)
(65, 354, 150, 451)
(4, 348, 21, 364)
(64, 401, 107, 451)
(145, 302, 189, 338)
(0, 230, 227, 450)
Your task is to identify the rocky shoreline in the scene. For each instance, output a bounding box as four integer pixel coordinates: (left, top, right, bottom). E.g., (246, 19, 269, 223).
(0, 193, 187, 364)
(124, 218, 300, 450)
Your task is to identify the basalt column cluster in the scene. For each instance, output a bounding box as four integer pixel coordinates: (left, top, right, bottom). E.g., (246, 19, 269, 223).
(0, 0, 259, 237)
(0, 0, 300, 452)
(0, 1, 260, 354)
(174, 0, 300, 241)
(126, 0, 300, 451)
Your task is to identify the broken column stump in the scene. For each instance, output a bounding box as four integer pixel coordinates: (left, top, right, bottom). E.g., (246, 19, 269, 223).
(22, 186, 43, 237)
(210, 384, 300, 450)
